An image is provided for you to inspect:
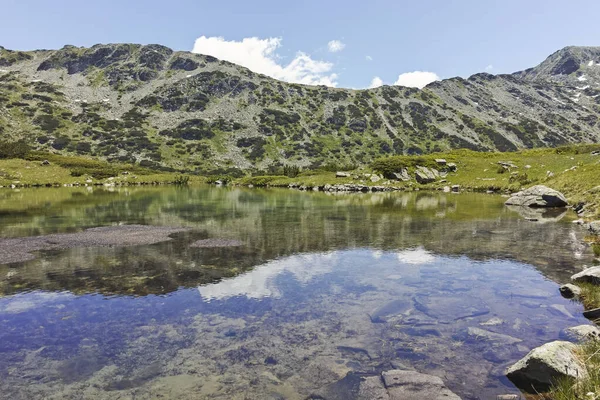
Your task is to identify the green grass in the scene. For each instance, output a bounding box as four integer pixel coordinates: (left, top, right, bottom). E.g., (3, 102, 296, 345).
(0, 152, 203, 187)
(544, 340, 600, 400)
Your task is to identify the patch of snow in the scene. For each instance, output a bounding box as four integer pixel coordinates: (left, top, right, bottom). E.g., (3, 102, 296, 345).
(589, 60, 594, 67)
(0, 69, 7, 73)
(31, 79, 41, 83)
(186, 74, 192, 78)
(102, 98, 110, 102)
(576, 85, 590, 90)
(553, 98, 566, 105)
(578, 75, 588, 82)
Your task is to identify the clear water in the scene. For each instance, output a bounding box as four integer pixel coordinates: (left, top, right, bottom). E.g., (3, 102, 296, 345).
(0, 186, 593, 399)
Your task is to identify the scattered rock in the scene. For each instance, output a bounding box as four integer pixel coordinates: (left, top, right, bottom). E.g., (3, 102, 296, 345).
(506, 341, 587, 392)
(381, 370, 460, 400)
(392, 169, 410, 182)
(587, 221, 600, 235)
(559, 284, 582, 299)
(480, 317, 504, 326)
(504, 185, 568, 208)
(571, 266, 600, 285)
(498, 161, 517, 168)
(435, 159, 447, 166)
(451, 185, 460, 192)
(370, 175, 382, 183)
(559, 325, 600, 343)
(583, 307, 600, 320)
(41, 159, 50, 166)
(443, 186, 451, 193)
(336, 172, 351, 178)
(446, 163, 457, 172)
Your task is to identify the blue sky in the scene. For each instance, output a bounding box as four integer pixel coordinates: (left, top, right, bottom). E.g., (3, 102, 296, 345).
(2, 0, 600, 88)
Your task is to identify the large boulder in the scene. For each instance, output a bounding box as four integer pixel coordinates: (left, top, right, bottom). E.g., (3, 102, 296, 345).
(505, 341, 587, 392)
(571, 266, 600, 285)
(415, 166, 439, 184)
(504, 185, 568, 208)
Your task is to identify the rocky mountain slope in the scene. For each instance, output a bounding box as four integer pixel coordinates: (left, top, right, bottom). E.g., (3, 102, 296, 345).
(1, 44, 599, 173)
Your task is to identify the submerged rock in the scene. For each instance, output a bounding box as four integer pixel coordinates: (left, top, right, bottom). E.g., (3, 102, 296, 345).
(463, 327, 522, 345)
(504, 185, 568, 208)
(382, 370, 460, 400)
(506, 341, 586, 392)
(559, 324, 600, 343)
(571, 266, 600, 285)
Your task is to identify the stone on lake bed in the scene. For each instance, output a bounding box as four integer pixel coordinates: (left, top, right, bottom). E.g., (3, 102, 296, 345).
(571, 266, 600, 285)
(382, 370, 460, 400)
(0, 225, 190, 265)
(463, 327, 522, 345)
(190, 239, 244, 248)
(506, 341, 586, 393)
(504, 185, 568, 208)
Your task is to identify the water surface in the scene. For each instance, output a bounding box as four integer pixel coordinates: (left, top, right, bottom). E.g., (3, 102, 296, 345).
(0, 186, 593, 399)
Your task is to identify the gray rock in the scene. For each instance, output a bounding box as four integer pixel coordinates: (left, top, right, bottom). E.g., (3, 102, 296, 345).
(336, 172, 351, 178)
(414, 167, 439, 184)
(447, 163, 457, 172)
(583, 307, 600, 320)
(504, 185, 568, 208)
(382, 370, 460, 400)
(435, 159, 447, 166)
(451, 185, 460, 192)
(370, 175, 382, 183)
(560, 284, 582, 299)
(392, 169, 410, 182)
(587, 221, 600, 235)
(559, 324, 600, 342)
(506, 341, 587, 392)
(571, 266, 600, 285)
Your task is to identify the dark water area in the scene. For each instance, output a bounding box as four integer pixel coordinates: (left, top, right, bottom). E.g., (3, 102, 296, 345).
(0, 186, 595, 399)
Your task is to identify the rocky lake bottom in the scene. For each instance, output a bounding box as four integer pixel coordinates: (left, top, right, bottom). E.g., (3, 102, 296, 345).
(0, 186, 596, 399)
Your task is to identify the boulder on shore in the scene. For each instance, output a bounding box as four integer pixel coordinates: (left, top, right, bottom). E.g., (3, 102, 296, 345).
(559, 283, 582, 299)
(392, 168, 411, 182)
(506, 341, 586, 392)
(559, 324, 600, 343)
(504, 185, 568, 208)
(571, 266, 600, 285)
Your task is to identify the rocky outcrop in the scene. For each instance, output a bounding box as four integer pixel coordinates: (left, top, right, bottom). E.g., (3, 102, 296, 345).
(392, 169, 410, 182)
(415, 167, 440, 184)
(559, 325, 600, 343)
(506, 341, 586, 392)
(571, 266, 600, 285)
(504, 185, 568, 208)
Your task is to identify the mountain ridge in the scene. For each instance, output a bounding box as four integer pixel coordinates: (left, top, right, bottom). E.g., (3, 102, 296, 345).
(1, 43, 599, 173)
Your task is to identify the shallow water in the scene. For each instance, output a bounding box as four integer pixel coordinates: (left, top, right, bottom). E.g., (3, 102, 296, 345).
(0, 186, 594, 399)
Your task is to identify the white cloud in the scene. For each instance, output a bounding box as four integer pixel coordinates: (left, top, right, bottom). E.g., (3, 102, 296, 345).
(394, 71, 440, 88)
(192, 36, 338, 86)
(327, 40, 346, 53)
(485, 64, 493, 71)
(369, 76, 383, 88)
(396, 247, 436, 265)
(366, 55, 373, 61)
